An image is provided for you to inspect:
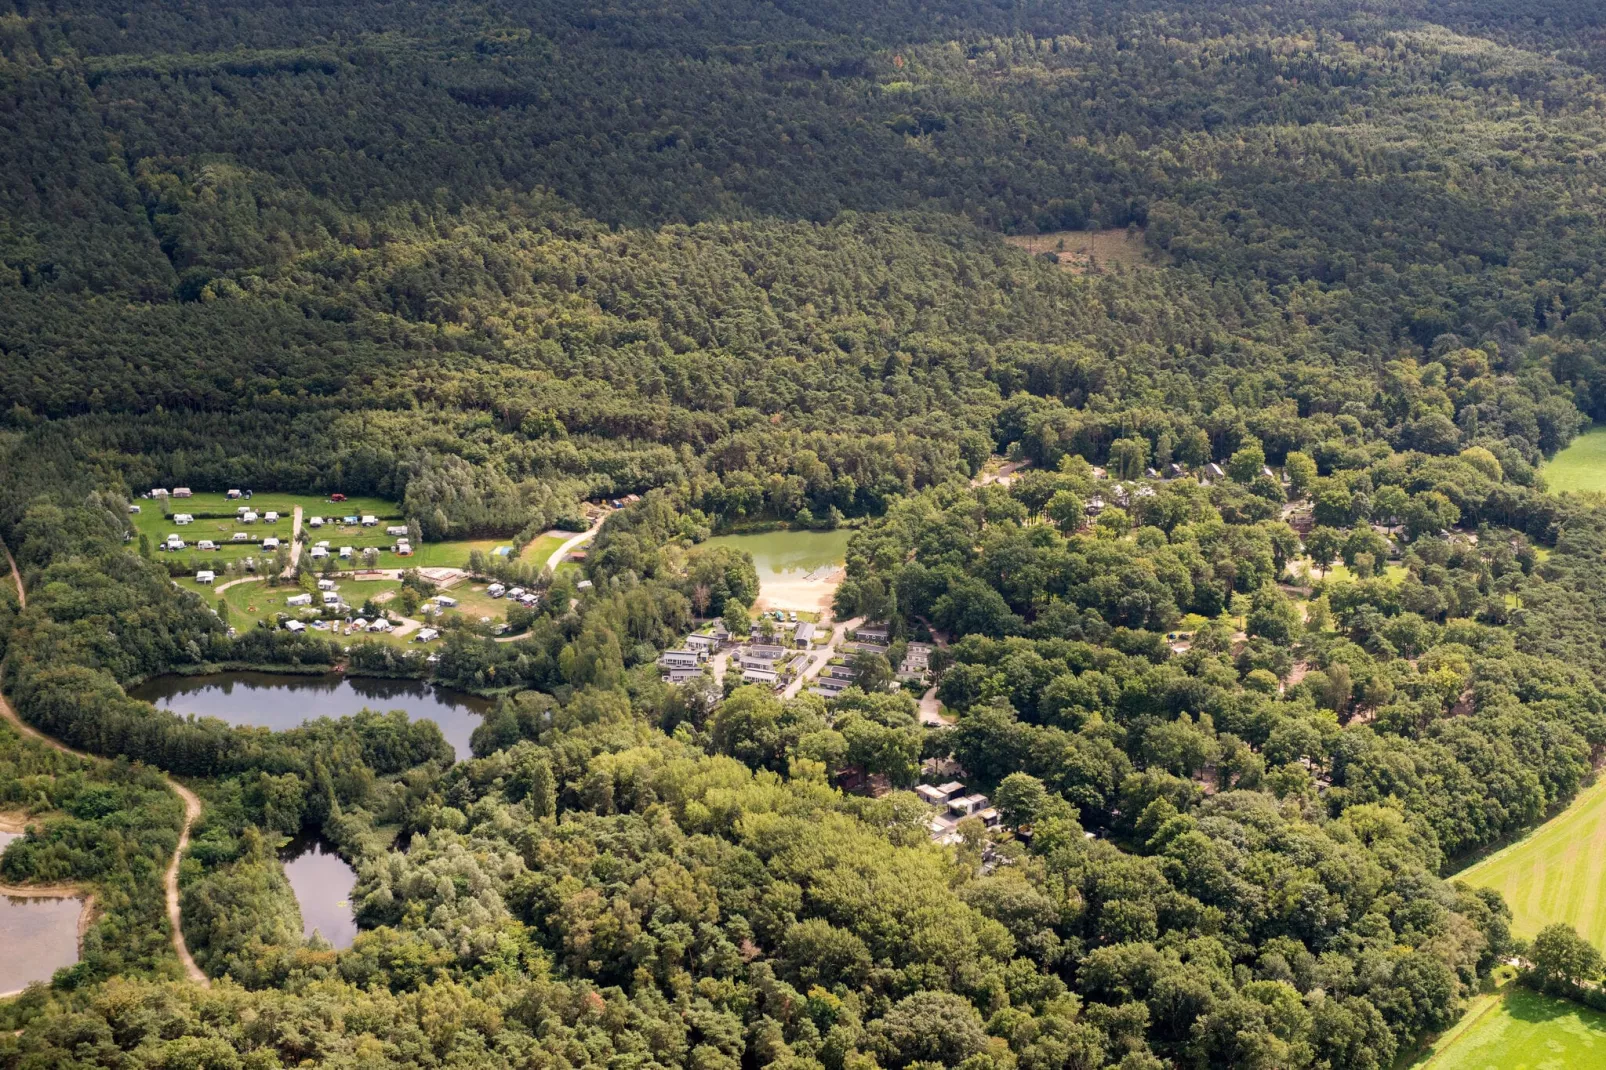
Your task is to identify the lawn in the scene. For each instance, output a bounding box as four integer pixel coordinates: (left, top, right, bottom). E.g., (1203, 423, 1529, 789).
(435, 580, 511, 624)
(1408, 986, 1606, 1069)
(1455, 778, 1606, 949)
(1543, 426, 1606, 496)
(138, 490, 399, 518)
(520, 531, 572, 566)
(1293, 558, 1409, 586)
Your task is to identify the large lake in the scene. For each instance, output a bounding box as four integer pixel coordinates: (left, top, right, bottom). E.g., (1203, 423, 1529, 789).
(0, 831, 86, 994)
(702, 529, 851, 614)
(279, 833, 358, 949)
(129, 672, 491, 759)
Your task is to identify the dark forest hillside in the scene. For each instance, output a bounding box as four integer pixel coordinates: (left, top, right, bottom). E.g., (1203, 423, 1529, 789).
(8, 0, 1606, 1065)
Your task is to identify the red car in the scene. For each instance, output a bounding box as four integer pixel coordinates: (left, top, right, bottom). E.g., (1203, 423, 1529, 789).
(329, 493, 346, 502)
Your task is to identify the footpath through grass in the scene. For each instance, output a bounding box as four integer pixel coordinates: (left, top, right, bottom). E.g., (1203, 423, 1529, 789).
(1543, 425, 1606, 495)
(1456, 778, 1606, 949)
(1409, 986, 1606, 1068)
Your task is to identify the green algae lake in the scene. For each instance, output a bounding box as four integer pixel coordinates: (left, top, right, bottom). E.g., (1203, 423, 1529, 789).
(702, 529, 852, 615)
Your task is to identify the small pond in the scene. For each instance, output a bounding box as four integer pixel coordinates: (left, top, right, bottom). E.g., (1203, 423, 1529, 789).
(128, 671, 492, 759)
(702, 529, 852, 613)
(279, 833, 359, 950)
(0, 832, 85, 994)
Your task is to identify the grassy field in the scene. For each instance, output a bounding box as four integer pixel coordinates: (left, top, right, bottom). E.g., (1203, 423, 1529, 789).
(133, 491, 516, 571)
(1293, 558, 1409, 586)
(1456, 778, 1606, 949)
(1408, 986, 1606, 1069)
(1542, 426, 1606, 495)
(520, 531, 572, 566)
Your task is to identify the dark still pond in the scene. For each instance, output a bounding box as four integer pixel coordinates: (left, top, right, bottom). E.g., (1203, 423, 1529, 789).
(0, 835, 85, 994)
(280, 834, 358, 950)
(128, 671, 491, 759)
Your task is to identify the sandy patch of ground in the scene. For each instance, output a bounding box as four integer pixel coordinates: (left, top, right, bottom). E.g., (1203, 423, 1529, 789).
(754, 565, 845, 618)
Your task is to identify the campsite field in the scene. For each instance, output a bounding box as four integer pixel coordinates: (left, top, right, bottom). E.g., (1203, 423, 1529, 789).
(1542, 426, 1606, 495)
(1408, 986, 1606, 1068)
(1456, 778, 1606, 949)
(132, 491, 518, 571)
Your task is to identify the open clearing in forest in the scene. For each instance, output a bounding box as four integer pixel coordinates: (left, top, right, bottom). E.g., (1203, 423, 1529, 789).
(1542, 425, 1606, 495)
(520, 532, 570, 566)
(1408, 985, 1606, 1068)
(1456, 778, 1606, 950)
(1003, 228, 1164, 273)
(131, 491, 515, 574)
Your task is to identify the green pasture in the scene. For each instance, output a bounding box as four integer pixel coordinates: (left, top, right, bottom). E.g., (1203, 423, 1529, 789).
(140, 490, 399, 518)
(1542, 426, 1606, 496)
(1456, 779, 1606, 950)
(520, 531, 571, 565)
(1410, 986, 1606, 1069)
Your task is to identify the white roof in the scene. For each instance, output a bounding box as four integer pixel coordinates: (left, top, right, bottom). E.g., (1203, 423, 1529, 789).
(196, 571, 214, 581)
(284, 620, 305, 632)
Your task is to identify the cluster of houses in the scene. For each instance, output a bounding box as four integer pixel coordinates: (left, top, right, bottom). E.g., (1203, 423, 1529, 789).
(658, 615, 821, 688)
(914, 780, 999, 845)
(809, 623, 931, 697)
(1079, 461, 1295, 519)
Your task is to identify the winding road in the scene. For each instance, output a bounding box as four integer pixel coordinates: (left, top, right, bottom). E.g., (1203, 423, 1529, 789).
(545, 515, 605, 573)
(782, 616, 863, 699)
(1, 543, 209, 987)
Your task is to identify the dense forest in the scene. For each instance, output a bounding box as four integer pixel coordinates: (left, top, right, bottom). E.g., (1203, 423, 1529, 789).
(10, 0, 1606, 1065)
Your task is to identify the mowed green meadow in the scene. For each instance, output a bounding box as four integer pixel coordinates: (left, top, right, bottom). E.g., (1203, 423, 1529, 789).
(1543, 425, 1606, 495)
(1412, 987, 1606, 1069)
(1456, 778, 1606, 949)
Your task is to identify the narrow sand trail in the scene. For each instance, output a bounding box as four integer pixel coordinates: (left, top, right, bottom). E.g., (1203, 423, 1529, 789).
(1, 543, 209, 986)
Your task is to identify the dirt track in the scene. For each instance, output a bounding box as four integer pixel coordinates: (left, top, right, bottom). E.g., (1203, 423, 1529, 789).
(1, 542, 209, 986)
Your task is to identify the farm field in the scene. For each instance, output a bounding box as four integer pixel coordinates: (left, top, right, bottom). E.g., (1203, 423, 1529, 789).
(1542, 426, 1606, 495)
(1409, 986, 1606, 1069)
(1456, 778, 1606, 949)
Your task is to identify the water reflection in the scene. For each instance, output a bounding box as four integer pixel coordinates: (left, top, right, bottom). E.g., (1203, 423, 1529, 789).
(129, 671, 491, 759)
(0, 832, 83, 993)
(279, 834, 358, 949)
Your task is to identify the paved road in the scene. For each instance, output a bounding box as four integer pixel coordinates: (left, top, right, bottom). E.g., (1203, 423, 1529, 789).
(782, 616, 863, 699)
(545, 515, 605, 573)
(2, 544, 209, 987)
